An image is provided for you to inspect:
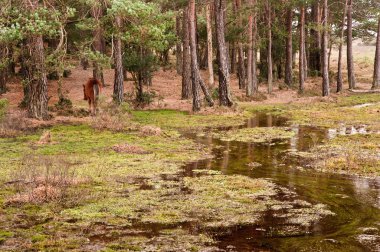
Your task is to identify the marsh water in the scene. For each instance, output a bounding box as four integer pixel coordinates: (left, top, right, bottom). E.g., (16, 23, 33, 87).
(184, 113, 380, 251)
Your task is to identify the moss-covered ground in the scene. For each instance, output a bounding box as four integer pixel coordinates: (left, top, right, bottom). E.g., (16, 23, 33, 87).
(242, 93, 380, 131)
(0, 124, 215, 250)
(131, 109, 250, 130)
(0, 99, 6, 118)
(292, 133, 380, 177)
(0, 121, 330, 251)
(0, 92, 378, 250)
(240, 93, 380, 177)
(212, 127, 295, 143)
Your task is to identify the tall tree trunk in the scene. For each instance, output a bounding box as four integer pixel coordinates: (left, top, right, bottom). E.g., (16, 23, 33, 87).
(372, 17, 380, 90)
(113, 16, 124, 104)
(266, 0, 273, 94)
(91, 3, 105, 87)
(80, 30, 90, 70)
(347, 0, 356, 89)
(22, 0, 48, 119)
(322, 0, 330, 96)
(189, 0, 214, 111)
(337, 0, 348, 92)
(231, 43, 236, 74)
(231, 1, 237, 74)
(215, 0, 233, 106)
(176, 14, 183, 75)
(235, 0, 246, 90)
(0, 45, 7, 94)
(303, 38, 308, 79)
(27, 35, 49, 119)
(206, 3, 215, 87)
(303, 11, 308, 80)
(246, 0, 254, 96)
(285, 8, 293, 87)
(200, 46, 208, 69)
(252, 5, 258, 94)
(310, 1, 322, 75)
(299, 6, 305, 94)
(182, 8, 192, 99)
(246, 0, 258, 96)
(7, 47, 15, 76)
(328, 30, 333, 71)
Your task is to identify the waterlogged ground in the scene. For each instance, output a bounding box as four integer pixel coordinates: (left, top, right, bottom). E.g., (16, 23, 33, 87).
(0, 93, 379, 251)
(186, 114, 380, 251)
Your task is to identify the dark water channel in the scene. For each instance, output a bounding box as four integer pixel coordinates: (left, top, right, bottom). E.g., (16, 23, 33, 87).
(184, 113, 380, 251)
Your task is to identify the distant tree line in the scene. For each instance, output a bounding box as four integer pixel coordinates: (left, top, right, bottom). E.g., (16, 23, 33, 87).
(0, 0, 379, 119)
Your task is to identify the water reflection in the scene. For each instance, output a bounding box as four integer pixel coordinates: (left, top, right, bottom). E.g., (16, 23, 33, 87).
(184, 113, 380, 251)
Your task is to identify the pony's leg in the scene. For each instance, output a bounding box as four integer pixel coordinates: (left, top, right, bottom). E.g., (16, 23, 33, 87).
(91, 100, 96, 116)
(88, 100, 92, 115)
(83, 85, 87, 100)
(94, 97, 98, 115)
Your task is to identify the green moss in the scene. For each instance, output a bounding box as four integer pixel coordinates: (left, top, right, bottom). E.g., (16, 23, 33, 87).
(131, 109, 248, 130)
(0, 102, 345, 250)
(0, 230, 13, 238)
(212, 127, 295, 143)
(337, 93, 380, 107)
(31, 234, 48, 243)
(240, 103, 288, 115)
(0, 124, 214, 250)
(288, 103, 380, 130)
(62, 175, 276, 229)
(0, 99, 7, 118)
(240, 94, 380, 131)
(303, 134, 380, 176)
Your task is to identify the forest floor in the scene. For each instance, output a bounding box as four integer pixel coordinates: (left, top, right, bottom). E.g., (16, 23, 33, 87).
(0, 44, 379, 251)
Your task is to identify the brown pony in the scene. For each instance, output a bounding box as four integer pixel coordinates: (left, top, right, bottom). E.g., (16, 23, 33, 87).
(83, 78, 102, 115)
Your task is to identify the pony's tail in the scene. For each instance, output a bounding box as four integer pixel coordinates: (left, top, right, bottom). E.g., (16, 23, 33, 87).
(93, 80, 102, 98)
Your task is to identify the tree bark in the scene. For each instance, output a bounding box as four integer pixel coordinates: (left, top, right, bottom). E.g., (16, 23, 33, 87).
(189, 0, 214, 111)
(7, 47, 15, 76)
(285, 8, 293, 87)
(21, 0, 48, 119)
(206, 3, 215, 87)
(266, 0, 273, 94)
(235, 0, 246, 90)
(372, 17, 380, 90)
(347, 0, 356, 89)
(231, 2, 237, 74)
(310, 1, 322, 75)
(337, 0, 348, 92)
(113, 16, 124, 104)
(91, 3, 105, 87)
(215, 0, 233, 106)
(27, 35, 49, 119)
(304, 11, 308, 79)
(252, 5, 258, 94)
(182, 8, 192, 99)
(231, 43, 236, 74)
(246, 1, 254, 96)
(299, 6, 305, 94)
(200, 46, 208, 70)
(246, 0, 257, 96)
(303, 29, 308, 79)
(0, 45, 7, 94)
(322, 0, 330, 96)
(176, 14, 183, 75)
